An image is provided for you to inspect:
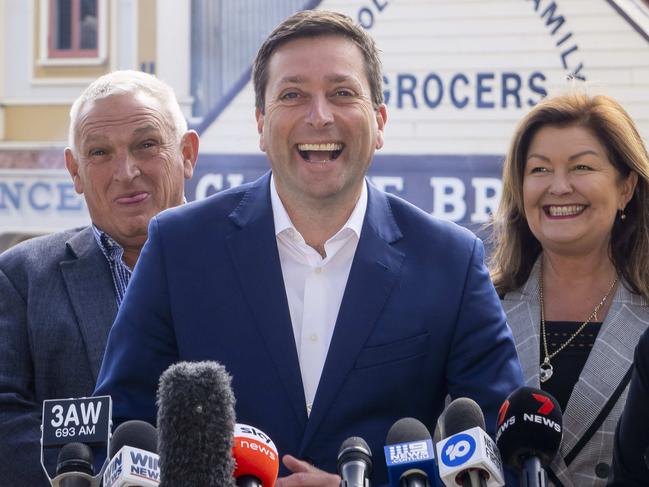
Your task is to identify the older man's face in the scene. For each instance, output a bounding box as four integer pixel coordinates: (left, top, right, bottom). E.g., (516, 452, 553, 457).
(65, 92, 197, 250)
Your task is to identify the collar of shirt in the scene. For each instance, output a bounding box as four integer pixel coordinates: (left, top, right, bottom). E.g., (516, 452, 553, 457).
(92, 225, 130, 269)
(269, 174, 367, 262)
(91, 225, 133, 306)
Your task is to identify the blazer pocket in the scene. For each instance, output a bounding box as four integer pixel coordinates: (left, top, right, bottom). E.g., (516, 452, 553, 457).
(354, 332, 430, 370)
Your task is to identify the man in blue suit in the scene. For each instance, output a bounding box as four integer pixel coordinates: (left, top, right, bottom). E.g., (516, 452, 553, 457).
(95, 10, 523, 486)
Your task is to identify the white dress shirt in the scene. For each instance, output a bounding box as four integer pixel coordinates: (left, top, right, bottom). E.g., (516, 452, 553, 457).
(270, 176, 367, 414)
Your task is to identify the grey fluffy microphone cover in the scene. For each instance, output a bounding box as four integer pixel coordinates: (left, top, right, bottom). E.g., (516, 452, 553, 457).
(157, 360, 237, 487)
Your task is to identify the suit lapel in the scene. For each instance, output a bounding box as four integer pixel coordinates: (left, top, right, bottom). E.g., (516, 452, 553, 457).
(504, 262, 574, 484)
(300, 183, 405, 451)
(560, 284, 649, 456)
(60, 227, 117, 381)
(503, 260, 542, 388)
(225, 174, 307, 429)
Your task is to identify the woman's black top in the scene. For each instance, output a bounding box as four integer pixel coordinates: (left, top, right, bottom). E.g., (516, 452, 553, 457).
(540, 320, 602, 413)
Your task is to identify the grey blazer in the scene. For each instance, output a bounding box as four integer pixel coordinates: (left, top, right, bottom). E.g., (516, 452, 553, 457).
(503, 259, 649, 487)
(0, 227, 117, 486)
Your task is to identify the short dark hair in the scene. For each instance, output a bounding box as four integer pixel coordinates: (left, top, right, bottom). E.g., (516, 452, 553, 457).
(252, 10, 383, 113)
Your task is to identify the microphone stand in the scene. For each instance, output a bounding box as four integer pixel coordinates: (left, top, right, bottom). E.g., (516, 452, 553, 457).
(520, 457, 546, 487)
(461, 470, 487, 487)
(236, 475, 262, 487)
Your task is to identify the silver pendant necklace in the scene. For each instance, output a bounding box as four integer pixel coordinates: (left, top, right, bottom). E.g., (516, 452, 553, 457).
(539, 262, 617, 383)
(539, 357, 553, 383)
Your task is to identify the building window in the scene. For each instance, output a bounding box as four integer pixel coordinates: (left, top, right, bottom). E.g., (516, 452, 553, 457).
(48, 0, 98, 58)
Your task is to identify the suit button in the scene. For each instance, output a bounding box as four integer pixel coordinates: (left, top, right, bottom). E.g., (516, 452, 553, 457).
(595, 462, 609, 478)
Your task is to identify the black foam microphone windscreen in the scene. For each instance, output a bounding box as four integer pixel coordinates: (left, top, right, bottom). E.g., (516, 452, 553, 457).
(56, 442, 94, 487)
(109, 420, 158, 458)
(156, 361, 237, 487)
(495, 386, 563, 470)
(56, 442, 94, 476)
(443, 397, 486, 437)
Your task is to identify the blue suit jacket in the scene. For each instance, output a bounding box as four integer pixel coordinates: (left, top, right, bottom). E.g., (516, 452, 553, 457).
(0, 227, 117, 486)
(95, 173, 523, 484)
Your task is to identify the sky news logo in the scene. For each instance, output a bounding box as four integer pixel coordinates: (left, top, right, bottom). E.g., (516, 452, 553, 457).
(386, 440, 434, 466)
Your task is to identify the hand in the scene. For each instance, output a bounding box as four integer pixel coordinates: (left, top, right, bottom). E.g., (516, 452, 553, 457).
(275, 454, 341, 487)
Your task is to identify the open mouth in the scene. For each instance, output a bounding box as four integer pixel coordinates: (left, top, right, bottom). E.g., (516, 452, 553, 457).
(297, 143, 344, 163)
(543, 204, 587, 217)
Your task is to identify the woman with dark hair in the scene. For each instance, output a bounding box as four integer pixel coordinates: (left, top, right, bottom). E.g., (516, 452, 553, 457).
(490, 90, 649, 486)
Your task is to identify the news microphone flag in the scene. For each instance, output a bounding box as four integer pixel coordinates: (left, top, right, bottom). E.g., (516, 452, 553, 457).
(436, 397, 504, 487)
(104, 446, 160, 487)
(495, 387, 562, 470)
(384, 417, 440, 487)
(103, 420, 160, 487)
(495, 387, 562, 487)
(233, 423, 279, 487)
(40, 396, 112, 487)
(436, 427, 504, 487)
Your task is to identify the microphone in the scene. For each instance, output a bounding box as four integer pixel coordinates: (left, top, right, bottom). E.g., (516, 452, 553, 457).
(384, 417, 438, 487)
(337, 436, 372, 487)
(55, 442, 95, 487)
(156, 361, 236, 487)
(495, 387, 563, 487)
(40, 396, 112, 487)
(232, 423, 280, 487)
(102, 420, 160, 487)
(436, 398, 504, 487)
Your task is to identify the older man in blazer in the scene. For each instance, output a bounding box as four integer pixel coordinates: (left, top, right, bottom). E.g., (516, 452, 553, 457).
(0, 70, 198, 485)
(95, 11, 524, 486)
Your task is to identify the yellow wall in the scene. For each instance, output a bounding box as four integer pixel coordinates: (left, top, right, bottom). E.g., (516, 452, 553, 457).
(138, 0, 156, 71)
(0, 0, 5, 140)
(4, 105, 70, 142)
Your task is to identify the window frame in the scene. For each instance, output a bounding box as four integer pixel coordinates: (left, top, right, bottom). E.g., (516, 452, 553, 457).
(38, 0, 107, 66)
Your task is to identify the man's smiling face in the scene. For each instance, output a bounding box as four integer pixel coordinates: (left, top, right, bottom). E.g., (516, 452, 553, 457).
(256, 35, 387, 210)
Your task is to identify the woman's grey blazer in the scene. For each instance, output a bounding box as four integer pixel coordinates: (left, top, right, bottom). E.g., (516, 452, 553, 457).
(502, 259, 649, 486)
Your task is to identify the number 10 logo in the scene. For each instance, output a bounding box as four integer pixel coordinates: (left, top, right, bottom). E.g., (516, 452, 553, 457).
(441, 433, 476, 467)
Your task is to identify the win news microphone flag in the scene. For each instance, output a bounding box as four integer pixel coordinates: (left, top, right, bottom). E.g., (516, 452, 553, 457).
(436, 397, 504, 487)
(156, 361, 237, 487)
(495, 387, 563, 487)
(103, 420, 160, 487)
